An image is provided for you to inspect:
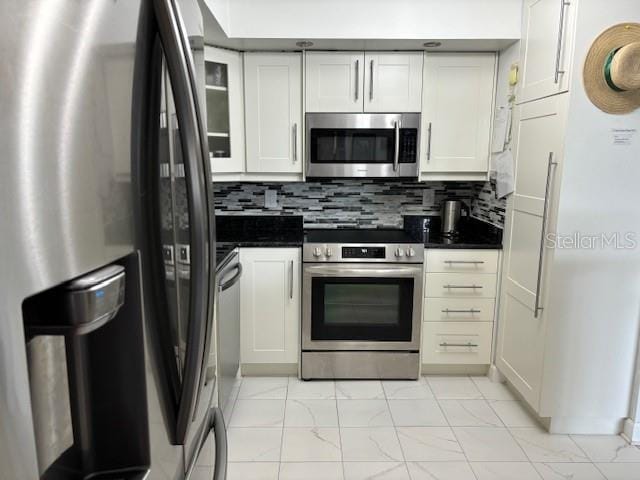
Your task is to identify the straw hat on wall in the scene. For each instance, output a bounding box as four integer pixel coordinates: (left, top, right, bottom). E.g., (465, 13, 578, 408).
(583, 23, 640, 114)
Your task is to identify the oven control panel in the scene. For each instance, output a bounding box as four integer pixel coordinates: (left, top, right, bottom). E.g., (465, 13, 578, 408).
(303, 243, 424, 263)
(342, 246, 385, 259)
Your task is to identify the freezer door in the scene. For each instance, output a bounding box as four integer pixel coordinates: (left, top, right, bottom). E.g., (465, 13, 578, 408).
(0, 1, 143, 478)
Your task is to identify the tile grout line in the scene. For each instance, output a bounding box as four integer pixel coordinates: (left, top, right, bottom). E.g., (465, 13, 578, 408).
(333, 381, 346, 480)
(383, 381, 412, 479)
(276, 377, 289, 479)
(446, 375, 480, 480)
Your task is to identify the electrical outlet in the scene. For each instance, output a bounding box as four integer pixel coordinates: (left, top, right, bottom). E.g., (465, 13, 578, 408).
(264, 189, 278, 208)
(422, 190, 435, 206)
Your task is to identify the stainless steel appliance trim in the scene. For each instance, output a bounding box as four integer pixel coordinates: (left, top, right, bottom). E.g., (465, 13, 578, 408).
(219, 263, 242, 292)
(304, 112, 421, 178)
(303, 242, 424, 263)
(535, 153, 558, 318)
(354, 59, 359, 100)
(426, 122, 432, 161)
(393, 120, 400, 172)
(439, 342, 479, 348)
(301, 351, 420, 380)
(369, 59, 374, 100)
(302, 262, 423, 351)
(554, 0, 571, 83)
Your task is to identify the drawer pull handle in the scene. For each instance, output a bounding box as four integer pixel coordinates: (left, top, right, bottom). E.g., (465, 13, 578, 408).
(444, 260, 485, 265)
(439, 342, 479, 348)
(441, 309, 481, 314)
(444, 284, 482, 289)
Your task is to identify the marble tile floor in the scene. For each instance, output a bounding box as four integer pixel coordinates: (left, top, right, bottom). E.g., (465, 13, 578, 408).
(226, 375, 640, 480)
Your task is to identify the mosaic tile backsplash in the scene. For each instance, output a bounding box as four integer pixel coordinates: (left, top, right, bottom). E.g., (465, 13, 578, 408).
(213, 179, 505, 229)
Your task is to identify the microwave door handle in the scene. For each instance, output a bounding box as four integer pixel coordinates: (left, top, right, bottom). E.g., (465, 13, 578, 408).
(393, 120, 400, 173)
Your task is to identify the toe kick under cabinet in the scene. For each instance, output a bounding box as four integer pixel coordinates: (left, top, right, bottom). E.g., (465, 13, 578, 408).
(422, 249, 500, 367)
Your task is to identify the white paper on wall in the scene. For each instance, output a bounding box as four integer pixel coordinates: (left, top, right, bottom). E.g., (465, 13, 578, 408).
(495, 149, 514, 199)
(491, 106, 511, 153)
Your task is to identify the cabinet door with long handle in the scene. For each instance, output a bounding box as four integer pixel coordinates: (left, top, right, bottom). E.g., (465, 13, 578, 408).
(496, 94, 568, 411)
(363, 52, 423, 112)
(306, 52, 364, 112)
(420, 53, 495, 178)
(518, 0, 576, 103)
(244, 52, 302, 173)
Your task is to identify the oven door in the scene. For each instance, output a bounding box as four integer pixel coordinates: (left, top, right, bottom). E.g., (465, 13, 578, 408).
(302, 263, 423, 351)
(305, 113, 420, 178)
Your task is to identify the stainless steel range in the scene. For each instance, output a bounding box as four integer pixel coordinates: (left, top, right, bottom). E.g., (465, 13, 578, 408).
(302, 230, 424, 380)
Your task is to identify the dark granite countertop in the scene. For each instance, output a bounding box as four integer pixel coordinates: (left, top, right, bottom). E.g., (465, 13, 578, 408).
(404, 215, 503, 249)
(215, 215, 304, 250)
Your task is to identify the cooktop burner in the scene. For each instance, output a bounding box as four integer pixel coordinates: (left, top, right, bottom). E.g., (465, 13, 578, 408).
(304, 229, 419, 244)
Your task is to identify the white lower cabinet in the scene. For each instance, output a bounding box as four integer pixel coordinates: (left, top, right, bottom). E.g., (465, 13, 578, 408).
(422, 322, 493, 365)
(422, 249, 500, 368)
(239, 248, 301, 365)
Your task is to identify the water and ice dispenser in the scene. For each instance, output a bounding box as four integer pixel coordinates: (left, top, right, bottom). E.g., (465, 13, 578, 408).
(23, 254, 150, 479)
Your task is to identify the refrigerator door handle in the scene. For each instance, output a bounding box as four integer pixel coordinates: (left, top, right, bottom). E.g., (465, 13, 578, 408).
(212, 407, 227, 480)
(153, 0, 215, 445)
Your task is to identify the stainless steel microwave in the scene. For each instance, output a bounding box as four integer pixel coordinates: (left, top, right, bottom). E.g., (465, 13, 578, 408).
(305, 113, 421, 178)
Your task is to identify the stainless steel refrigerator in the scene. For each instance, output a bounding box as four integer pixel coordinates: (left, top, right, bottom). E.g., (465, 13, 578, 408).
(0, 1, 223, 479)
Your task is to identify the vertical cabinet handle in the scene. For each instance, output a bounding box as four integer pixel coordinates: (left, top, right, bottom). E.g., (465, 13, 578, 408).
(369, 59, 374, 100)
(426, 122, 432, 161)
(554, 1, 571, 84)
(292, 123, 298, 163)
(289, 260, 294, 299)
(355, 59, 359, 100)
(535, 153, 558, 318)
(393, 120, 400, 172)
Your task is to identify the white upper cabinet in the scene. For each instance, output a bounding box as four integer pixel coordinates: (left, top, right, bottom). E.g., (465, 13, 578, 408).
(305, 52, 364, 112)
(244, 52, 303, 173)
(205, 46, 245, 174)
(518, 0, 576, 103)
(305, 51, 423, 113)
(364, 52, 423, 112)
(420, 53, 496, 178)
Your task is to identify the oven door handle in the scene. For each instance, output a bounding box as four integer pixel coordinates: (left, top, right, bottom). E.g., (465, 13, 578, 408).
(304, 265, 422, 277)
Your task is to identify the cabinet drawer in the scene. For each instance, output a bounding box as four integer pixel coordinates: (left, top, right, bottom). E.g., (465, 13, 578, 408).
(424, 298, 495, 322)
(422, 322, 493, 365)
(426, 249, 499, 274)
(425, 273, 496, 298)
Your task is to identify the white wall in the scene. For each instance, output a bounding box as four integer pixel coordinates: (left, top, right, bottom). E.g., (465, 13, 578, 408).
(202, 0, 230, 34)
(218, 0, 521, 40)
(542, 0, 640, 431)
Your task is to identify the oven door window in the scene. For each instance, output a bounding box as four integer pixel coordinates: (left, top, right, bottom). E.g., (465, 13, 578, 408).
(310, 128, 394, 164)
(311, 278, 414, 341)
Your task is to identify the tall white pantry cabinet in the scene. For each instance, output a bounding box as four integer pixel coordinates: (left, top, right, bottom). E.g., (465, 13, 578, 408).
(497, 0, 640, 435)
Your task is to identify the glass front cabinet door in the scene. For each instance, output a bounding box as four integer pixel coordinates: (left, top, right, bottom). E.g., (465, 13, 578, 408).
(205, 46, 245, 174)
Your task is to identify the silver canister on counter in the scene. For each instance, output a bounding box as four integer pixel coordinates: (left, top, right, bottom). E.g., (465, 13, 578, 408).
(441, 200, 469, 236)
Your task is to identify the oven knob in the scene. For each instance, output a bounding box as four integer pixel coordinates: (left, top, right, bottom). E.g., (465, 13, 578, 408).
(395, 247, 404, 258)
(406, 247, 416, 257)
(313, 247, 323, 258)
(325, 247, 333, 257)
